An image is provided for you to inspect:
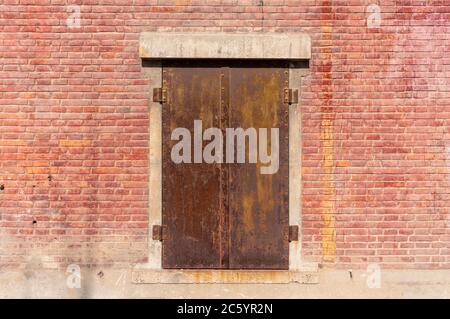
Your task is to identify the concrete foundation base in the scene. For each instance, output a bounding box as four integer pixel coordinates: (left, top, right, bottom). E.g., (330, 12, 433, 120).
(1, 268, 450, 298)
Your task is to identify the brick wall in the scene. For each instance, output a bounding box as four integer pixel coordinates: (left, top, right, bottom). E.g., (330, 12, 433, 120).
(0, 0, 449, 269)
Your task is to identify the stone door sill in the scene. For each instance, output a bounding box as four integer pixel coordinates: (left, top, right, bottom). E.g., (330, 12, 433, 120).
(131, 268, 319, 284)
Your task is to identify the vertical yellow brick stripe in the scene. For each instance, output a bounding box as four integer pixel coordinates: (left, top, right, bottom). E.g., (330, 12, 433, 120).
(319, 1, 336, 262)
(320, 116, 336, 262)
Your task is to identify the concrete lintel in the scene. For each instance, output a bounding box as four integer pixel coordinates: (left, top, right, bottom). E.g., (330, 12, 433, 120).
(132, 269, 319, 284)
(139, 32, 311, 60)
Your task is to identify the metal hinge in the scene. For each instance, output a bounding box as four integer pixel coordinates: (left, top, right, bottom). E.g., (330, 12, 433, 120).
(284, 89, 299, 104)
(153, 87, 167, 103)
(152, 225, 167, 241)
(288, 225, 299, 242)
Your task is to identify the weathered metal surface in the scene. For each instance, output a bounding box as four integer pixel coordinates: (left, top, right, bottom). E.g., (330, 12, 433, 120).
(289, 225, 299, 242)
(219, 66, 230, 268)
(162, 61, 224, 269)
(152, 87, 166, 103)
(161, 60, 289, 269)
(284, 88, 299, 104)
(152, 225, 167, 241)
(228, 61, 289, 269)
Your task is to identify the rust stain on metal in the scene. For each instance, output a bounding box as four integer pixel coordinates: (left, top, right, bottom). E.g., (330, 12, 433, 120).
(283, 88, 299, 104)
(228, 61, 289, 269)
(289, 225, 299, 242)
(162, 61, 224, 269)
(152, 225, 166, 241)
(152, 87, 167, 103)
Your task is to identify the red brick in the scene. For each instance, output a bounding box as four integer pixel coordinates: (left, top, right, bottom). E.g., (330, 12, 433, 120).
(0, 1, 449, 270)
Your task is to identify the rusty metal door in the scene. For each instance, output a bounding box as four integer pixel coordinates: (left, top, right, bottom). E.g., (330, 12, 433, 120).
(161, 60, 289, 269)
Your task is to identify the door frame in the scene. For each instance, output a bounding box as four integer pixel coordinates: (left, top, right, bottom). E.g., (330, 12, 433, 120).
(135, 32, 314, 282)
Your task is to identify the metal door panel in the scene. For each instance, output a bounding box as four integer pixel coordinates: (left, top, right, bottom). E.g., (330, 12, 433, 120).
(228, 63, 289, 269)
(161, 60, 289, 269)
(162, 61, 225, 268)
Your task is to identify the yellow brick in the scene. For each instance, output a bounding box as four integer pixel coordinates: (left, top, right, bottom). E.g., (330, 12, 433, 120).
(59, 140, 92, 147)
(26, 167, 48, 174)
(0, 140, 27, 146)
(335, 160, 350, 167)
(33, 161, 50, 167)
(26, 167, 57, 174)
